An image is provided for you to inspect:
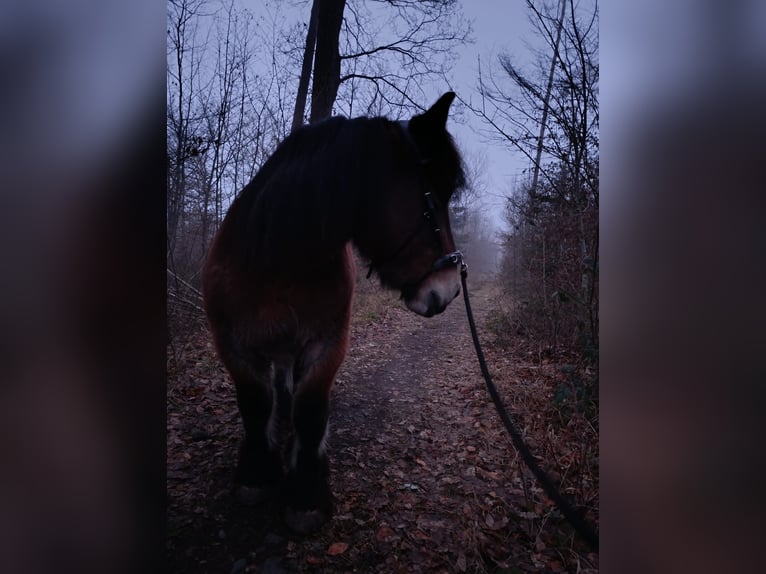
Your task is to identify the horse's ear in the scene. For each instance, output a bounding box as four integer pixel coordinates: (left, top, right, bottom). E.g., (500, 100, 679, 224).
(407, 92, 464, 197)
(411, 92, 456, 134)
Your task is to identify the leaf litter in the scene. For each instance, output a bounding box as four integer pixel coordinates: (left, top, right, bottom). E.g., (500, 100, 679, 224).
(167, 279, 598, 573)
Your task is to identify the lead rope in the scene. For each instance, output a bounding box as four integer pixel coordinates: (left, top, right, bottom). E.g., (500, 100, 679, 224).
(459, 263, 599, 552)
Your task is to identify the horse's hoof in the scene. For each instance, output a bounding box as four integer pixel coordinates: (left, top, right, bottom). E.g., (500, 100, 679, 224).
(235, 485, 271, 506)
(284, 507, 329, 535)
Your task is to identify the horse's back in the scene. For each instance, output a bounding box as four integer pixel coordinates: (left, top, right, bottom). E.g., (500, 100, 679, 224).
(203, 117, 370, 362)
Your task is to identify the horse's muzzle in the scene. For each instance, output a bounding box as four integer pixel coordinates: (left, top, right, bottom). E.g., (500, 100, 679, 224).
(403, 268, 461, 317)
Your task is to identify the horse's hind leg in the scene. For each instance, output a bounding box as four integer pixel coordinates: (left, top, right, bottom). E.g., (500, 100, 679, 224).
(218, 343, 284, 504)
(284, 339, 347, 534)
(234, 381, 284, 504)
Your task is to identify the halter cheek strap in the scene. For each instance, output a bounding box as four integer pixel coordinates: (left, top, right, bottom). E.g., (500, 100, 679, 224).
(366, 187, 463, 280)
(422, 190, 464, 272)
(366, 120, 464, 280)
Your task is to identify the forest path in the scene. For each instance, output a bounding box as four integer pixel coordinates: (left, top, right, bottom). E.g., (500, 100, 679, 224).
(167, 278, 597, 573)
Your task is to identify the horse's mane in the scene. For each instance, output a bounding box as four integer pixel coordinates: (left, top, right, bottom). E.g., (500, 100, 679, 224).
(219, 117, 391, 270)
(219, 114, 464, 273)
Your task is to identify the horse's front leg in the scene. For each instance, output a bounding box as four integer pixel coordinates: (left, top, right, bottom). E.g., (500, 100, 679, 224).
(284, 335, 348, 534)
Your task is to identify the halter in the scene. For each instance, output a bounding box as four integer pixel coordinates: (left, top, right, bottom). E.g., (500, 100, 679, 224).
(422, 190, 465, 271)
(366, 180, 464, 280)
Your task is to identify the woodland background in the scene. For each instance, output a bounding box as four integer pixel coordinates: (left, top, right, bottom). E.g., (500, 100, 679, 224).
(167, 0, 599, 363)
(4, 0, 762, 571)
(166, 0, 599, 571)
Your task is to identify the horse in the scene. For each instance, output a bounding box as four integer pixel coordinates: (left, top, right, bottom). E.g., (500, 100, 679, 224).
(202, 92, 466, 534)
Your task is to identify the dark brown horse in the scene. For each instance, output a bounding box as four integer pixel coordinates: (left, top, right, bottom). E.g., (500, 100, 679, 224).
(203, 92, 465, 533)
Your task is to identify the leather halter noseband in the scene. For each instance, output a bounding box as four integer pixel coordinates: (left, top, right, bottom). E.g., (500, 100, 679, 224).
(366, 121, 463, 280)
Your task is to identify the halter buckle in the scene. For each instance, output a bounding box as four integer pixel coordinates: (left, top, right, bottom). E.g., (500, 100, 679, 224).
(432, 250, 464, 272)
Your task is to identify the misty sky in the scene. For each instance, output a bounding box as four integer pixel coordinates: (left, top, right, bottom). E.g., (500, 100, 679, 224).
(448, 0, 536, 233)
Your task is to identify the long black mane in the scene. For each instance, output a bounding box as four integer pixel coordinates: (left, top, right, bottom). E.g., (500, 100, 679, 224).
(222, 117, 396, 270)
(221, 113, 464, 273)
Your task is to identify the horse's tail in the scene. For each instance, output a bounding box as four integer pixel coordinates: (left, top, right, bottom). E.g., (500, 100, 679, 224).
(273, 358, 294, 421)
(267, 356, 295, 457)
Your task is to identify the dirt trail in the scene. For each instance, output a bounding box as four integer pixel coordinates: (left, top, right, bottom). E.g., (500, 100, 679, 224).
(167, 279, 597, 573)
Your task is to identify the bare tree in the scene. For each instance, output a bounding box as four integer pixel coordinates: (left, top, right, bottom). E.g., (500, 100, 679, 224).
(449, 150, 501, 276)
(291, 0, 320, 132)
(530, 0, 567, 195)
(310, 0, 348, 122)
(473, 0, 599, 356)
(340, 0, 471, 117)
(467, 0, 598, 204)
(197, 0, 258, 252)
(289, 0, 471, 127)
(449, 149, 485, 242)
(167, 0, 290, 293)
(167, 0, 209, 256)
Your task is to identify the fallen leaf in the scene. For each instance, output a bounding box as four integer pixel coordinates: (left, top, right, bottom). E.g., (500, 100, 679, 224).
(305, 555, 323, 565)
(376, 525, 395, 542)
(327, 542, 349, 556)
(456, 551, 467, 572)
(549, 560, 565, 572)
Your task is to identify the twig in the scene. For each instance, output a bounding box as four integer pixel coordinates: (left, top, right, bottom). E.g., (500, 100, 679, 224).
(168, 290, 206, 314)
(167, 268, 204, 299)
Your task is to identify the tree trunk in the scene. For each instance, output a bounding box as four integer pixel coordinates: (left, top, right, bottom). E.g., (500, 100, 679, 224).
(310, 0, 346, 123)
(530, 0, 566, 196)
(291, 0, 320, 132)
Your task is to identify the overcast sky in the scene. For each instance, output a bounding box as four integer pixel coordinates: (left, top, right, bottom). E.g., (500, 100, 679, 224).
(447, 0, 536, 234)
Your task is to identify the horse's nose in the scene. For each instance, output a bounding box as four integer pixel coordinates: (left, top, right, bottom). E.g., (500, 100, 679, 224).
(427, 291, 447, 317)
